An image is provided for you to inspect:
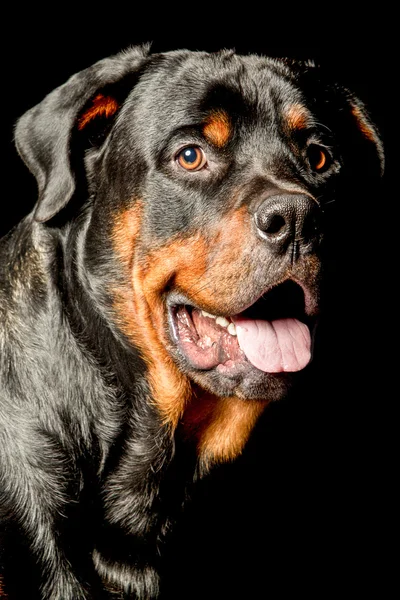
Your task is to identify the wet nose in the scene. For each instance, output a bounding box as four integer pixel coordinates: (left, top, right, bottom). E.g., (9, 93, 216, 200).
(254, 194, 321, 255)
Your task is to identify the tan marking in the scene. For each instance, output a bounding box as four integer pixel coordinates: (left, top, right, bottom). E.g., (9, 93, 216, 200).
(111, 203, 256, 434)
(172, 207, 251, 312)
(181, 391, 268, 471)
(351, 104, 378, 143)
(78, 94, 119, 130)
(131, 207, 252, 398)
(203, 110, 232, 148)
(112, 203, 193, 428)
(111, 202, 291, 464)
(112, 201, 144, 267)
(285, 104, 311, 131)
(0, 574, 6, 599)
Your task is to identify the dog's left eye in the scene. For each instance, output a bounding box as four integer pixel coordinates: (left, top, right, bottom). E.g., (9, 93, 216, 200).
(307, 144, 331, 173)
(176, 146, 207, 171)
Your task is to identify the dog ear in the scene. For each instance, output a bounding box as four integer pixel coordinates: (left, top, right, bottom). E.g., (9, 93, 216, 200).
(297, 64, 385, 178)
(14, 45, 150, 223)
(339, 92, 385, 178)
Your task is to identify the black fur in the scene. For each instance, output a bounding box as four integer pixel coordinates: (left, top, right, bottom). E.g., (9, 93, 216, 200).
(0, 46, 384, 599)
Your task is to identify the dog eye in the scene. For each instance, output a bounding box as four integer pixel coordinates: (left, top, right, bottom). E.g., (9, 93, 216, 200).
(176, 146, 207, 171)
(307, 144, 331, 173)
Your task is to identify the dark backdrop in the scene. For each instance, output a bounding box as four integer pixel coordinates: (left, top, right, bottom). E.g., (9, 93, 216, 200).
(1, 18, 391, 237)
(1, 14, 394, 599)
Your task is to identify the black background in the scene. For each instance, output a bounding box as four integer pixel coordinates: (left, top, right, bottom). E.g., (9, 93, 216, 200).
(1, 15, 392, 236)
(1, 13, 395, 599)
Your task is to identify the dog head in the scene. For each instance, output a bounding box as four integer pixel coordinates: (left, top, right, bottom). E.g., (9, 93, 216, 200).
(14, 46, 384, 462)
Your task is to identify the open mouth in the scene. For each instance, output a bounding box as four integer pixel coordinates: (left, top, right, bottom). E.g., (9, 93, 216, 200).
(169, 280, 316, 375)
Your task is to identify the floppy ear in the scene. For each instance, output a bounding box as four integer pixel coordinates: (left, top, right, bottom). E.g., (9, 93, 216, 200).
(14, 45, 150, 223)
(340, 92, 385, 177)
(297, 64, 385, 178)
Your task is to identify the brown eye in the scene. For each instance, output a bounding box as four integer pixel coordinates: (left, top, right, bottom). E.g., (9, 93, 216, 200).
(307, 144, 330, 173)
(177, 146, 207, 171)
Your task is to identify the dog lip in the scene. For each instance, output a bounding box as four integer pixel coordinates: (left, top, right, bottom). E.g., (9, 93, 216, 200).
(166, 292, 196, 344)
(166, 278, 318, 374)
(166, 275, 318, 321)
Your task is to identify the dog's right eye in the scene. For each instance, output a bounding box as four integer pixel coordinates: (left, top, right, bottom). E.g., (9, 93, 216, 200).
(176, 146, 207, 171)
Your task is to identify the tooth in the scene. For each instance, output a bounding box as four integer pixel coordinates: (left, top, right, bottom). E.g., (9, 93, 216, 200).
(201, 310, 216, 319)
(216, 316, 230, 328)
(227, 322, 237, 336)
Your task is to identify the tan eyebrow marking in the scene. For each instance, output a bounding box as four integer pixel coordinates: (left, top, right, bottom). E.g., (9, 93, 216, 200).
(202, 110, 232, 148)
(285, 104, 311, 131)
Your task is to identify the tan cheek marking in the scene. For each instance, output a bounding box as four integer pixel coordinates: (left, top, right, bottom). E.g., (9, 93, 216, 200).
(112, 217, 210, 427)
(115, 274, 191, 430)
(78, 94, 119, 130)
(351, 105, 378, 143)
(285, 104, 311, 131)
(203, 110, 232, 148)
(112, 204, 265, 463)
(140, 206, 252, 319)
(112, 200, 144, 268)
(195, 206, 253, 311)
(160, 208, 265, 464)
(143, 235, 211, 305)
(130, 208, 253, 430)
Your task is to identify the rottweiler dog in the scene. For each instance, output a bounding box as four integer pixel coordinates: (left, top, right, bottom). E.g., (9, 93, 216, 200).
(0, 45, 384, 599)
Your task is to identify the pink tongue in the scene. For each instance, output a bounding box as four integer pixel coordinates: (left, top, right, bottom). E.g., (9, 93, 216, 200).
(233, 317, 311, 373)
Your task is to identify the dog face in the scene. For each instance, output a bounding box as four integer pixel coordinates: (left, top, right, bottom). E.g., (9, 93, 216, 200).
(15, 46, 384, 433)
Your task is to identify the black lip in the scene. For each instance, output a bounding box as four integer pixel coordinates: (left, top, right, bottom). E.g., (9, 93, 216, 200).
(167, 292, 194, 344)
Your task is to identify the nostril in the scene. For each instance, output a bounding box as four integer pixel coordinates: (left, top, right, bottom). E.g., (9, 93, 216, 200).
(264, 214, 287, 236)
(255, 204, 293, 240)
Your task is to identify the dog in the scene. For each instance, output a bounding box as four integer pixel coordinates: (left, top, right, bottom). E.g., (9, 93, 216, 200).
(0, 45, 384, 599)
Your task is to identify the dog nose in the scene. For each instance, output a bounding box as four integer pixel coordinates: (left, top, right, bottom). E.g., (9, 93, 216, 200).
(254, 194, 321, 255)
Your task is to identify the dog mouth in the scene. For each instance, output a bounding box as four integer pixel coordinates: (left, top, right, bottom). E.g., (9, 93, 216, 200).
(169, 280, 316, 375)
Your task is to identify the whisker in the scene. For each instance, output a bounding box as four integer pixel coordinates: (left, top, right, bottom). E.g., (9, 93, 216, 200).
(314, 121, 333, 136)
